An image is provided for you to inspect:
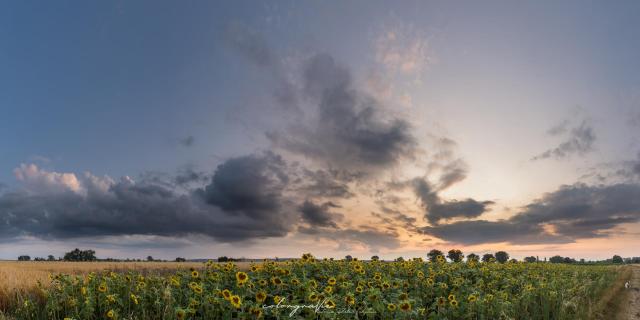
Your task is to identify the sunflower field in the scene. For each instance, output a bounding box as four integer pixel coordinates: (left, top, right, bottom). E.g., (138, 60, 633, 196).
(9, 253, 622, 320)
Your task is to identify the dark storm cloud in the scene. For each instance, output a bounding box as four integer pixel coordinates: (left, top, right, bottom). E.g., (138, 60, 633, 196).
(0, 153, 295, 242)
(421, 183, 640, 245)
(267, 53, 417, 174)
(298, 200, 342, 228)
(421, 220, 566, 245)
(200, 151, 289, 220)
(411, 178, 493, 224)
(532, 120, 596, 160)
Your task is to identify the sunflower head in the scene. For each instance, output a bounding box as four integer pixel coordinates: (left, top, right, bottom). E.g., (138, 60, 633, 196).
(387, 303, 397, 311)
(324, 299, 336, 309)
(400, 302, 411, 311)
(175, 308, 186, 320)
(236, 271, 249, 284)
(230, 295, 242, 308)
(256, 291, 267, 303)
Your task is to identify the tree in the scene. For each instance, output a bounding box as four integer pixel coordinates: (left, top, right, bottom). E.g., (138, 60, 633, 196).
(427, 249, 444, 262)
(395, 257, 405, 262)
(63, 248, 97, 261)
(612, 255, 624, 263)
(175, 257, 186, 262)
(563, 257, 576, 263)
(18, 255, 31, 261)
(47, 255, 56, 261)
(345, 255, 353, 261)
(524, 256, 537, 263)
(467, 253, 479, 262)
(147, 256, 154, 262)
(549, 255, 564, 263)
(447, 249, 464, 262)
(371, 255, 380, 261)
(495, 251, 509, 263)
(482, 253, 495, 262)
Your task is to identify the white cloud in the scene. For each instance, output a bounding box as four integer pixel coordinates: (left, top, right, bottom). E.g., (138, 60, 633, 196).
(14, 163, 82, 194)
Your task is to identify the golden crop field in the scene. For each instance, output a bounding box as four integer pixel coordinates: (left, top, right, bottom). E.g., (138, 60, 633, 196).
(0, 254, 630, 320)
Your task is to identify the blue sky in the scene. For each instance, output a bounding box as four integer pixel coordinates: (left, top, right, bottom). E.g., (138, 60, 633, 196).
(2, 1, 640, 260)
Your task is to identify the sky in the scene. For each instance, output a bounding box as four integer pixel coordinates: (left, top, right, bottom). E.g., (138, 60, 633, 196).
(2, 1, 640, 261)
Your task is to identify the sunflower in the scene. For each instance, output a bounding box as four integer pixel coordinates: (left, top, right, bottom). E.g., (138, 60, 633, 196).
(324, 299, 336, 309)
(440, 283, 448, 289)
(399, 302, 411, 312)
(399, 292, 408, 300)
(230, 295, 242, 308)
(81, 287, 87, 295)
(259, 279, 268, 286)
(324, 286, 333, 294)
(106, 310, 115, 319)
(387, 303, 397, 311)
(450, 299, 458, 307)
(271, 277, 283, 285)
(327, 277, 337, 286)
(308, 292, 319, 302)
(222, 289, 232, 300)
(308, 280, 318, 288)
(256, 291, 267, 303)
(251, 265, 260, 272)
(236, 271, 249, 284)
(193, 285, 203, 294)
(382, 282, 391, 290)
(437, 296, 447, 307)
(373, 274, 382, 281)
(448, 294, 456, 301)
(130, 294, 139, 305)
(191, 270, 199, 278)
(417, 271, 425, 278)
(468, 294, 477, 302)
(274, 295, 283, 304)
(169, 276, 179, 287)
(426, 278, 435, 286)
(250, 307, 263, 317)
(98, 283, 107, 293)
(355, 286, 364, 293)
(175, 308, 186, 320)
(291, 278, 300, 286)
(344, 295, 355, 305)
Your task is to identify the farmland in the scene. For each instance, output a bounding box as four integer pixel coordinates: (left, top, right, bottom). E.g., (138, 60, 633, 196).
(0, 254, 630, 319)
